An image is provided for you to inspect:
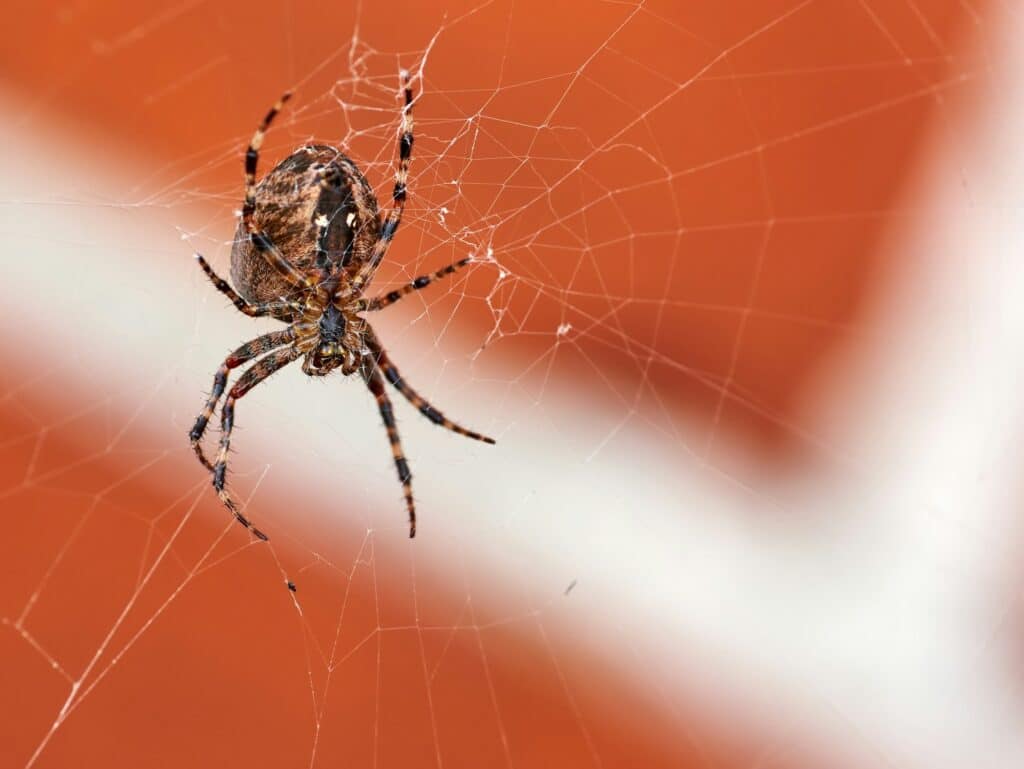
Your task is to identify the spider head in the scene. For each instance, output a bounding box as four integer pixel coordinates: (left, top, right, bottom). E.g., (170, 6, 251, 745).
(301, 304, 361, 376)
(302, 344, 348, 376)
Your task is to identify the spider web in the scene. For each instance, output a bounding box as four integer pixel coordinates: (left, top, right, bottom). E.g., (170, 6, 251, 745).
(0, 1, 1017, 768)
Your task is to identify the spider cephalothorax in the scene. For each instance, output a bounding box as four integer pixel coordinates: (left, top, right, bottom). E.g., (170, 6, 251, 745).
(189, 75, 494, 540)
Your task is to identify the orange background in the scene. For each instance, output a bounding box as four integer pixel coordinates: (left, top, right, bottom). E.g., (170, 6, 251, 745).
(0, 1, 986, 767)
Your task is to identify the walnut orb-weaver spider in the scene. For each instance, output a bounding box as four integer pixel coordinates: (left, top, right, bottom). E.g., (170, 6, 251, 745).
(189, 74, 494, 539)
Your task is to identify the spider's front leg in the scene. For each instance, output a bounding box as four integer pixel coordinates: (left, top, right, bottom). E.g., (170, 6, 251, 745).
(366, 330, 495, 445)
(189, 328, 296, 472)
(211, 347, 302, 540)
(362, 360, 417, 537)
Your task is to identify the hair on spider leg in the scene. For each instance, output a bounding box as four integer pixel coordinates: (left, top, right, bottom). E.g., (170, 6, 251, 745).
(188, 74, 496, 541)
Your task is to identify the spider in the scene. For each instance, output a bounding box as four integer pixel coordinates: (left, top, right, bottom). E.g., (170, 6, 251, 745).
(189, 73, 494, 540)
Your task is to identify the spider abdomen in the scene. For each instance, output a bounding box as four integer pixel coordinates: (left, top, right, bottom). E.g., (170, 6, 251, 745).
(230, 145, 380, 305)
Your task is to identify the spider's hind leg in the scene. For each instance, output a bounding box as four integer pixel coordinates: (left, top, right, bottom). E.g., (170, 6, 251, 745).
(242, 92, 291, 228)
(194, 253, 293, 319)
(238, 92, 315, 291)
(348, 72, 415, 296)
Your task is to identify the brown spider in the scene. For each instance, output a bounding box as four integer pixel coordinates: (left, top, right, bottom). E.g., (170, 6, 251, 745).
(189, 73, 494, 540)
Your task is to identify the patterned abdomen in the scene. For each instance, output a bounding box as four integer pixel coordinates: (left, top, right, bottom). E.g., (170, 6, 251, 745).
(230, 144, 380, 305)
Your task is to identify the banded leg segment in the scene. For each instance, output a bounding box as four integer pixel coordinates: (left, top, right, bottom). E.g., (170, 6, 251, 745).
(363, 362, 417, 537)
(238, 91, 314, 291)
(242, 92, 292, 227)
(349, 73, 415, 296)
(189, 328, 296, 472)
(364, 257, 472, 311)
(367, 332, 495, 445)
(212, 347, 302, 540)
(195, 253, 293, 319)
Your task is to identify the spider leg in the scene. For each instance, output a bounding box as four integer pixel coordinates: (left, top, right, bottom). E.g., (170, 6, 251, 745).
(242, 92, 291, 230)
(189, 328, 296, 472)
(362, 257, 472, 312)
(250, 230, 316, 290)
(366, 331, 495, 445)
(362, 360, 417, 537)
(195, 253, 295, 319)
(212, 347, 302, 540)
(238, 91, 315, 291)
(349, 72, 414, 297)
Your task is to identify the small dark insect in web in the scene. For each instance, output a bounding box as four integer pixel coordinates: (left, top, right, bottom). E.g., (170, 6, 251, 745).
(189, 72, 495, 540)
